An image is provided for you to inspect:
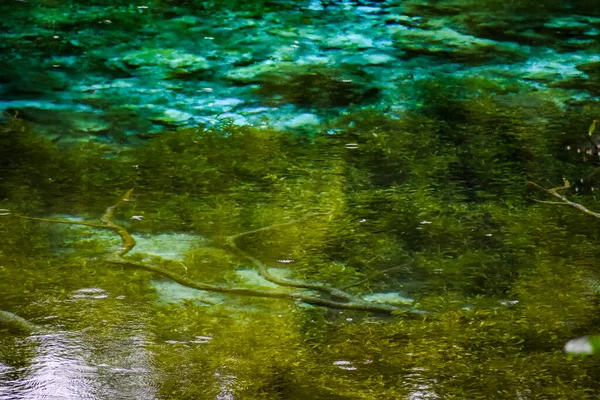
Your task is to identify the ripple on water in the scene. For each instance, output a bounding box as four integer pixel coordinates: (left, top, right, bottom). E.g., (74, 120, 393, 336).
(71, 288, 109, 300)
(0, 331, 159, 399)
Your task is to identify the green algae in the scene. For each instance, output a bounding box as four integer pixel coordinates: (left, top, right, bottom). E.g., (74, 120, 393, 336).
(0, 310, 40, 334)
(3, 86, 600, 397)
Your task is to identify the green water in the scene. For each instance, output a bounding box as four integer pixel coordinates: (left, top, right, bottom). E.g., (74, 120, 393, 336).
(3, 0, 600, 398)
(2, 101, 600, 398)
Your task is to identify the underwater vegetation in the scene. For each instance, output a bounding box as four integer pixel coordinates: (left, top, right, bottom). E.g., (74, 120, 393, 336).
(3, 75, 600, 398)
(253, 65, 380, 109)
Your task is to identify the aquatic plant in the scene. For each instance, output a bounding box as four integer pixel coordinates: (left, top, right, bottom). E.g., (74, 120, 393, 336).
(3, 105, 600, 397)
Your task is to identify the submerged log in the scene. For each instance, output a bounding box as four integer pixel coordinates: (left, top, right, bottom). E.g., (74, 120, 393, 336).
(0, 310, 40, 334)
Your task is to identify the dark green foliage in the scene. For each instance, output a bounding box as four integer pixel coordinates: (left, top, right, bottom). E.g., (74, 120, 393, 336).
(0, 114, 136, 213)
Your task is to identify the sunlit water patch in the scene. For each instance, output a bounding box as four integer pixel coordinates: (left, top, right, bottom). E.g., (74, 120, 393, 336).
(128, 233, 209, 261)
(0, 331, 157, 400)
(151, 268, 295, 308)
(151, 280, 226, 305)
(71, 288, 109, 300)
(362, 292, 414, 305)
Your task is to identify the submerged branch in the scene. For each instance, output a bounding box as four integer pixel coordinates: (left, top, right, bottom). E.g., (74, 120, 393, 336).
(107, 257, 403, 313)
(107, 257, 294, 299)
(0, 310, 41, 334)
(12, 215, 108, 229)
(529, 180, 600, 219)
(226, 213, 359, 302)
(101, 188, 136, 255)
(8, 190, 417, 315)
(5, 189, 137, 255)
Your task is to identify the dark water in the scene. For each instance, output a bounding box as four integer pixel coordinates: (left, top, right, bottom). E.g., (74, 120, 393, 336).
(3, 1, 600, 399)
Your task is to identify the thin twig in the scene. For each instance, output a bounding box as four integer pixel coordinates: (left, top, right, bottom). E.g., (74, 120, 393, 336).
(101, 188, 136, 255)
(529, 199, 570, 205)
(529, 180, 600, 219)
(12, 215, 108, 229)
(8, 189, 137, 255)
(226, 215, 360, 302)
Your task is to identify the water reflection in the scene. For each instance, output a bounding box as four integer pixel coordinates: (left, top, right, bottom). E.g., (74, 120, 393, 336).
(214, 367, 236, 400)
(406, 367, 437, 400)
(0, 330, 157, 400)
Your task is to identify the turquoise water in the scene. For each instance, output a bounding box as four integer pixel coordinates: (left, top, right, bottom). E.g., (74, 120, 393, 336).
(3, 1, 600, 398)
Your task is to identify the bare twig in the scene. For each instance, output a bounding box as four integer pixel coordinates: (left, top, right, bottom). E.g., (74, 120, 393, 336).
(8, 189, 137, 255)
(101, 188, 136, 255)
(529, 179, 600, 219)
(12, 215, 108, 229)
(226, 216, 359, 303)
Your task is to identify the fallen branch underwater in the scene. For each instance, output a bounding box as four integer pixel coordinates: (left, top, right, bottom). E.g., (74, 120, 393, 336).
(6, 188, 136, 255)
(4, 190, 417, 315)
(529, 179, 600, 219)
(0, 309, 41, 334)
